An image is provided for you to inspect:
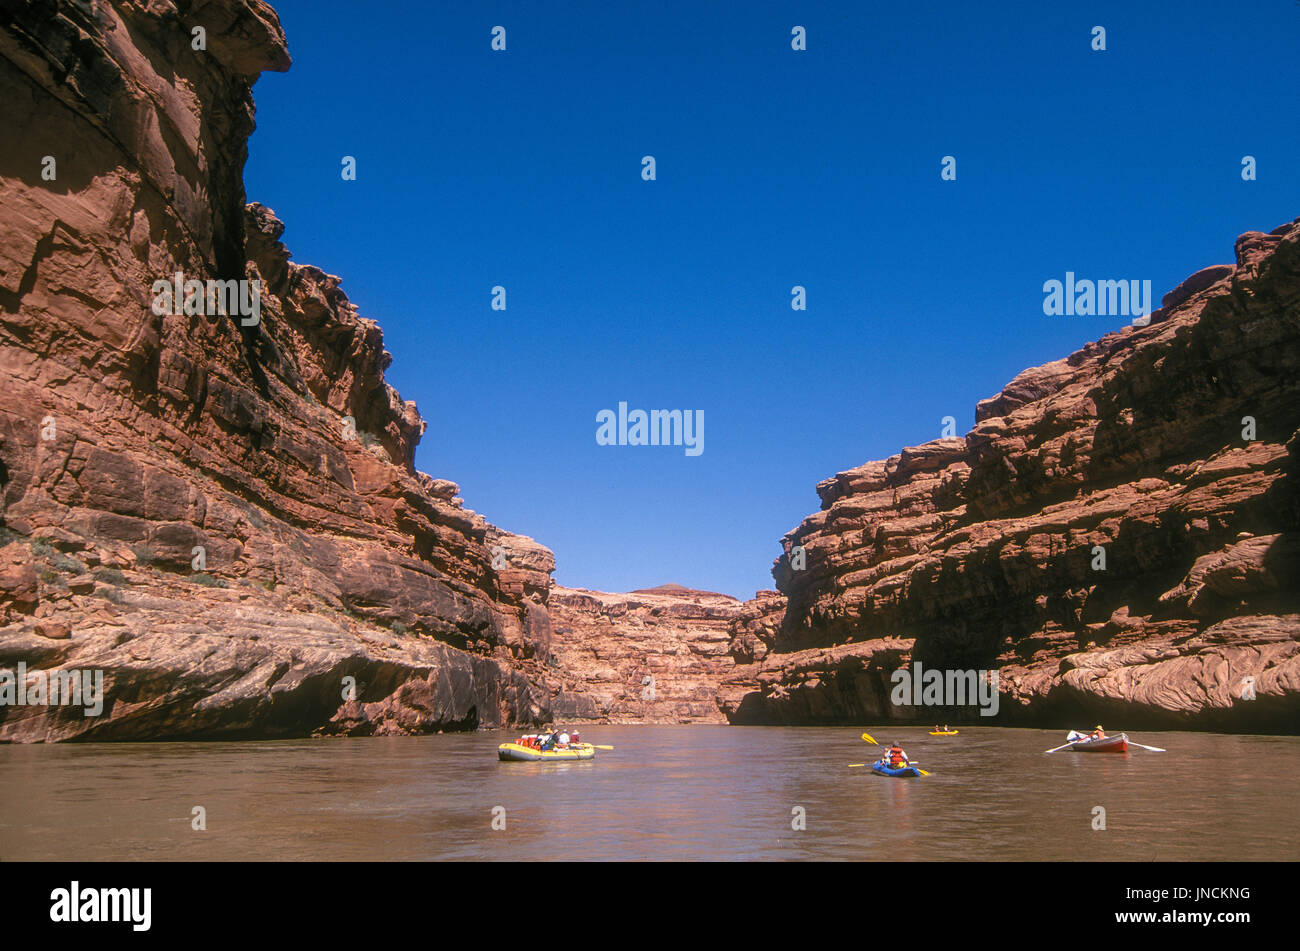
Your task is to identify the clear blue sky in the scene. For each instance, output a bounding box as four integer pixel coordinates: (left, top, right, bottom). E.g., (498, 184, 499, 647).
(244, 0, 1299, 599)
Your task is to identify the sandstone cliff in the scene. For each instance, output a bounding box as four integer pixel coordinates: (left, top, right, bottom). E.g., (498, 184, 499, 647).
(0, 0, 556, 740)
(544, 584, 752, 723)
(726, 221, 1300, 731)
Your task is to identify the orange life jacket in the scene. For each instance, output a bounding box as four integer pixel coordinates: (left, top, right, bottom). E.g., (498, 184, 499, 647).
(888, 746, 905, 767)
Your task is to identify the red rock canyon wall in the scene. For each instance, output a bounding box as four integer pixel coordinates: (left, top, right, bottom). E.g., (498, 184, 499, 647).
(725, 223, 1300, 731)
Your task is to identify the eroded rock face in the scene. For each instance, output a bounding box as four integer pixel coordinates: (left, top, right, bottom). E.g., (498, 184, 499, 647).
(0, 1, 556, 740)
(544, 584, 754, 723)
(729, 220, 1300, 731)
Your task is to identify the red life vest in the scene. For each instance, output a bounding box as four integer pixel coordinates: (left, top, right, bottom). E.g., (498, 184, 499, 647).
(888, 746, 905, 767)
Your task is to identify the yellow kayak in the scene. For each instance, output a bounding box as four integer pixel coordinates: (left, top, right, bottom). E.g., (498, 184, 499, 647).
(929, 730, 959, 736)
(497, 742, 596, 762)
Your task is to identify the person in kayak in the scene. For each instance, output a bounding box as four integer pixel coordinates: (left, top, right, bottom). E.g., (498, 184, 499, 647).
(881, 742, 911, 768)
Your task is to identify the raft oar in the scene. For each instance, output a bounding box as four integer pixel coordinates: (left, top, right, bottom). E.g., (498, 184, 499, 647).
(1127, 740, 1166, 752)
(1045, 730, 1085, 753)
(590, 744, 615, 751)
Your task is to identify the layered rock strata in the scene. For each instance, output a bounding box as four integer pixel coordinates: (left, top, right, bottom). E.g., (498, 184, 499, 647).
(543, 584, 752, 723)
(726, 221, 1300, 732)
(0, 1, 555, 740)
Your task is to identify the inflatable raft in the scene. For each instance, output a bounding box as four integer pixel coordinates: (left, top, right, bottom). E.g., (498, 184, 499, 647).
(497, 741, 596, 762)
(872, 762, 923, 778)
(929, 730, 959, 736)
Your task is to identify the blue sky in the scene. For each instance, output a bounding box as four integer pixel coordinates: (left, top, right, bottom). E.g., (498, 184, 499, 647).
(244, 0, 1300, 599)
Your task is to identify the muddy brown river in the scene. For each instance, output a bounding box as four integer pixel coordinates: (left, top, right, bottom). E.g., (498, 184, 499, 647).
(1, 726, 1296, 861)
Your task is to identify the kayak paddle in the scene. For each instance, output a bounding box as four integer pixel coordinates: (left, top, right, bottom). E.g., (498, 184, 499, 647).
(860, 734, 928, 772)
(850, 762, 931, 775)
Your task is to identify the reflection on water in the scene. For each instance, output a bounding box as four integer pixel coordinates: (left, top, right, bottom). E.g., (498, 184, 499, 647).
(1, 727, 1296, 861)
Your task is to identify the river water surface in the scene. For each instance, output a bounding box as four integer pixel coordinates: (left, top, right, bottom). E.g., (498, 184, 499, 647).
(2, 726, 1296, 861)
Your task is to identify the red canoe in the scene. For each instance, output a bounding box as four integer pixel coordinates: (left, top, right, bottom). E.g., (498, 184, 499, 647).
(1069, 732, 1129, 753)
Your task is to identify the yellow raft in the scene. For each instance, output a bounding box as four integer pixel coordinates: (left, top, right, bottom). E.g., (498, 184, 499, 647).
(929, 730, 959, 736)
(497, 742, 596, 762)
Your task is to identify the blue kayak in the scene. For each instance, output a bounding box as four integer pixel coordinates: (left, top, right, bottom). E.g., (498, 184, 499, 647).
(872, 762, 922, 778)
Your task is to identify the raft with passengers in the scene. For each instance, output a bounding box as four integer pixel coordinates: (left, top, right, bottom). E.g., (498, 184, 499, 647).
(497, 728, 613, 762)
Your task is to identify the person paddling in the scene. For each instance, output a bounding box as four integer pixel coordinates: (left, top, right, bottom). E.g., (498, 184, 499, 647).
(1088, 725, 1106, 740)
(881, 741, 911, 768)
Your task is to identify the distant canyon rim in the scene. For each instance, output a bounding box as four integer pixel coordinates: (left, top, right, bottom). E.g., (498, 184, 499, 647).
(1, 1, 1297, 742)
